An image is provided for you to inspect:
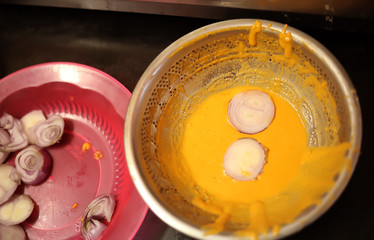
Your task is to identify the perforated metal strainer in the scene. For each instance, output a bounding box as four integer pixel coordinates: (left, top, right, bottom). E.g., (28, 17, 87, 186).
(125, 19, 362, 239)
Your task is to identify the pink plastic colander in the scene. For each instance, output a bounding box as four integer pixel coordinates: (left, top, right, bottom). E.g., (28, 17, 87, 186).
(0, 62, 148, 240)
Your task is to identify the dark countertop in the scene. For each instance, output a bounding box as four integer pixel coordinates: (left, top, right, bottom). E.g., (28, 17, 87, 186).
(0, 4, 373, 240)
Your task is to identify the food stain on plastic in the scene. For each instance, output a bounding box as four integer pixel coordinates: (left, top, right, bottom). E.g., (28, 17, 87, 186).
(81, 142, 91, 153)
(72, 203, 78, 209)
(94, 151, 103, 160)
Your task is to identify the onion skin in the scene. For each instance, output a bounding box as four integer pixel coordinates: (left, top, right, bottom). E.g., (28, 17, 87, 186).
(81, 219, 107, 240)
(21, 110, 64, 148)
(83, 194, 116, 223)
(0, 224, 27, 240)
(0, 164, 21, 205)
(15, 145, 52, 185)
(81, 194, 116, 240)
(228, 90, 275, 134)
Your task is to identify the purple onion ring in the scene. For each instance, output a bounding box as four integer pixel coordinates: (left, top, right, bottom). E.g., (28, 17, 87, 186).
(15, 145, 52, 185)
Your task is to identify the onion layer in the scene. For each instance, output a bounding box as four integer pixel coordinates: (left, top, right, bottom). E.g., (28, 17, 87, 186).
(0, 194, 34, 226)
(223, 138, 266, 181)
(1, 119, 28, 153)
(0, 151, 9, 164)
(15, 145, 52, 185)
(0, 128, 10, 147)
(81, 219, 107, 240)
(0, 128, 10, 163)
(83, 194, 116, 222)
(0, 224, 27, 240)
(21, 110, 64, 148)
(81, 194, 116, 240)
(0, 164, 21, 205)
(0, 113, 15, 130)
(228, 90, 275, 134)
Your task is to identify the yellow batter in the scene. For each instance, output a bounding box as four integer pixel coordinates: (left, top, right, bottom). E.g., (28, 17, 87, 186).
(183, 87, 306, 203)
(157, 86, 350, 239)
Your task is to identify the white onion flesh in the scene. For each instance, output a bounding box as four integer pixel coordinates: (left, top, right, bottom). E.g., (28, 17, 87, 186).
(223, 138, 266, 181)
(0, 165, 21, 205)
(15, 145, 52, 185)
(0, 194, 34, 226)
(228, 90, 275, 134)
(20, 110, 46, 142)
(0, 224, 27, 240)
(21, 110, 64, 148)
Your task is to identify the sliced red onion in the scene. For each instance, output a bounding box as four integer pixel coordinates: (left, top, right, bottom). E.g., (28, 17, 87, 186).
(0, 128, 11, 147)
(15, 145, 52, 185)
(21, 110, 64, 148)
(83, 194, 116, 222)
(81, 219, 107, 240)
(80, 194, 115, 240)
(3, 119, 29, 153)
(0, 113, 15, 130)
(223, 138, 266, 181)
(0, 164, 21, 205)
(0, 151, 9, 164)
(0, 194, 34, 226)
(228, 90, 275, 134)
(0, 128, 10, 162)
(0, 224, 27, 240)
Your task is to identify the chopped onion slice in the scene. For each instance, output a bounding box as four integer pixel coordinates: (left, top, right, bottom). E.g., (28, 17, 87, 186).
(83, 194, 116, 222)
(15, 145, 52, 185)
(228, 90, 275, 134)
(0, 128, 10, 147)
(0, 151, 9, 164)
(2, 119, 28, 153)
(0, 225, 27, 240)
(0, 164, 21, 205)
(81, 219, 107, 240)
(0, 128, 10, 163)
(223, 138, 266, 181)
(0, 113, 15, 130)
(81, 194, 116, 240)
(21, 110, 64, 147)
(0, 194, 34, 226)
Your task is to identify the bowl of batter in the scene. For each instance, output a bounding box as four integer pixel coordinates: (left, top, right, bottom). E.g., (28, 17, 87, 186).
(124, 19, 362, 240)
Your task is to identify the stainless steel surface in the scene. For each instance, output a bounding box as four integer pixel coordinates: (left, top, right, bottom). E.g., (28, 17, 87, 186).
(1, 0, 373, 18)
(0, 4, 373, 240)
(124, 19, 361, 239)
(0, 0, 373, 33)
